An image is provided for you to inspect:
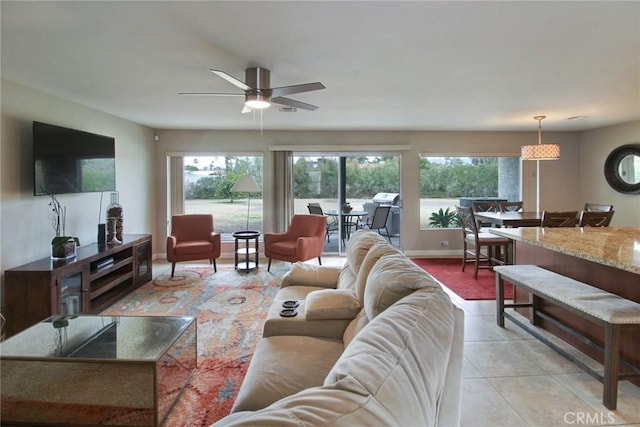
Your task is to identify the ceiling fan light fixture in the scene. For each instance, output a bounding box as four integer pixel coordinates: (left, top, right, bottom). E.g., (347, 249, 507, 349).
(245, 93, 270, 109)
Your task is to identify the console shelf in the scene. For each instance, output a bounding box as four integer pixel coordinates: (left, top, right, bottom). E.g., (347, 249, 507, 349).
(4, 234, 152, 338)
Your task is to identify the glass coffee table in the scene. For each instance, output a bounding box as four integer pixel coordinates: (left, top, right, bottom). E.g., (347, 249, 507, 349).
(0, 314, 196, 426)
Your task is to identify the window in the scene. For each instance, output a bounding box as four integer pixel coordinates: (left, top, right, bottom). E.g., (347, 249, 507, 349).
(419, 156, 520, 229)
(183, 155, 263, 239)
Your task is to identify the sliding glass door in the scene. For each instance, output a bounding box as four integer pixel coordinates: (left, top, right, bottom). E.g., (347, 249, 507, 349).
(293, 153, 401, 254)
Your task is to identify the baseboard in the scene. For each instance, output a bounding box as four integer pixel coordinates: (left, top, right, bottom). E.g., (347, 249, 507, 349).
(404, 249, 462, 258)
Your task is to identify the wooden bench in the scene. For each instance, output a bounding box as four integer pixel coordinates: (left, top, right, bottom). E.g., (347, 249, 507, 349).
(494, 265, 640, 410)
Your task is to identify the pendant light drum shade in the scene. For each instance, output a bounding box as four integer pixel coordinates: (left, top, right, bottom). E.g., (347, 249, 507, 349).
(521, 115, 560, 161)
(521, 143, 560, 160)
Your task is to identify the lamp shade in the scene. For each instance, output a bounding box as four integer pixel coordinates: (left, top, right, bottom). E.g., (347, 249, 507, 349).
(231, 175, 260, 193)
(521, 143, 561, 160)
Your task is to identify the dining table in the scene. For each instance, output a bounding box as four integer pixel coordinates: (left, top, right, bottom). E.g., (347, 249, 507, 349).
(325, 210, 367, 242)
(474, 211, 542, 228)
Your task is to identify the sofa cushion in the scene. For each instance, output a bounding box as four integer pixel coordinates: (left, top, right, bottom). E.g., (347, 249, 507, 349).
(341, 310, 369, 347)
(324, 288, 456, 427)
(306, 289, 361, 320)
(231, 335, 344, 413)
(363, 252, 442, 321)
(274, 285, 326, 301)
(343, 230, 388, 279)
(280, 263, 342, 289)
(335, 265, 357, 292)
(214, 385, 401, 427)
(353, 241, 401, 303)
(263, 300, 352, 339)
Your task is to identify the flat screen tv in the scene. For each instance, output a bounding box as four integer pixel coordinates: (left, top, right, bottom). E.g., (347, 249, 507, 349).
(33, 121, 116, 196)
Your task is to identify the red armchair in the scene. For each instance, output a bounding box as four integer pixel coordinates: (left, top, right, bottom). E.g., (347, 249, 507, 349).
(167, 214, 221, 277)
(264, 214, 327, 272)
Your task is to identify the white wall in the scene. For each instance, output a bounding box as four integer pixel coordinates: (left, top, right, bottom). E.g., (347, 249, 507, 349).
(0, 79, 156, 278)
(578, 121, 640, 226)
(155, 129, 581, 256)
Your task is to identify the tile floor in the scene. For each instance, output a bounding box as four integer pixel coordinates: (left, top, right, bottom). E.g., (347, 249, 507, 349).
(155, 257, 640, 426)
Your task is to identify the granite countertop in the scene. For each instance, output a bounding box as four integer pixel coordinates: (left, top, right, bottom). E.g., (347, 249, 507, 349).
(490, 227, 640, 275)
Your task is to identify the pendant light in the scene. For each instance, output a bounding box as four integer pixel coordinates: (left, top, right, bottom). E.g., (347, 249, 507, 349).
(521, 116, 560, 160)
(521, 115, 560, 213)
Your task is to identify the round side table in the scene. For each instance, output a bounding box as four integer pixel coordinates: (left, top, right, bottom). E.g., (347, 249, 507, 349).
(232, 230, 260, 272)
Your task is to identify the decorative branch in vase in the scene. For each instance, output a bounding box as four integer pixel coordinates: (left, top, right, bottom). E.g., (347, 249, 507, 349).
(48, 194, 80, 260)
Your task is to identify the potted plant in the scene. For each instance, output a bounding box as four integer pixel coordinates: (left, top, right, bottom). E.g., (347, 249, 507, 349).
(428, 207, 461, 228)
(49, 194, 80, 260)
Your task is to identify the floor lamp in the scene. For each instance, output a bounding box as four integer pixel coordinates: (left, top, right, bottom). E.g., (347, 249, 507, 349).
(521, 116, 560, 212)
(231, 174, 261, 231)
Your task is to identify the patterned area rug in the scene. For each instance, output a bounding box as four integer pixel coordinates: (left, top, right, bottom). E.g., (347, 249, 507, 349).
(412, 258, 513, 300)
(101, 263, 290, 426)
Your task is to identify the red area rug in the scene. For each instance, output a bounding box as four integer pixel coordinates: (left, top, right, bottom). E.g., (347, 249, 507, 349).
(100, 264, 290, 426)
(412, 258, 513, 300)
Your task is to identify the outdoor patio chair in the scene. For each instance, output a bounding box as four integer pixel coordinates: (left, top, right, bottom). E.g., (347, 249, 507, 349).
(307, 203, 338, 242)
(357, 205, 392, 243)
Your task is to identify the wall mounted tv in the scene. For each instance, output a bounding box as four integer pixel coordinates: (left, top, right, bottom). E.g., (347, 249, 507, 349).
(33, 121, 116, 196)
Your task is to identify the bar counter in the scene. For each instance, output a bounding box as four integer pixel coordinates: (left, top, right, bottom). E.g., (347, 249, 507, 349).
(490, 227, 640, 275)
(490, 226, 640, 386)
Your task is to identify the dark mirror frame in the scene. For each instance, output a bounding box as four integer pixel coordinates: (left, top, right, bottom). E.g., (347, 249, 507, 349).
(604, 144, 640, 194)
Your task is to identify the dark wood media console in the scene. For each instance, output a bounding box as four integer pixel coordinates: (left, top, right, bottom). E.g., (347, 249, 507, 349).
(4, 234, 152, 338)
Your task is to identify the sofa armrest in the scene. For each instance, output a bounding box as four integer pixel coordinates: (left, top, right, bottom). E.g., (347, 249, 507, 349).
(305, 289, 361, 320)
(280, 262, 342, 289)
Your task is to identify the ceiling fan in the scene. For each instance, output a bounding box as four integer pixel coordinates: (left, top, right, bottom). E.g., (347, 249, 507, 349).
(180, 67, 325, 113)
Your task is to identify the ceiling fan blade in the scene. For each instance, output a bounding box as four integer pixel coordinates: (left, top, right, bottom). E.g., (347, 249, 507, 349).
(269, 82, 325, 98)
(178, 92, 244, 96)
(271, 96, 319, 111)
(211, 69, 252, 91)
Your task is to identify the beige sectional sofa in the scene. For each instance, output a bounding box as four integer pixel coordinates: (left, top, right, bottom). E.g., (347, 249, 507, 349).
(213, 230, 464, 427)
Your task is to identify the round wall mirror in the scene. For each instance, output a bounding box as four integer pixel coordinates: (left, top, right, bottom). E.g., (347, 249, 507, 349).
(604, 144, 640, 194)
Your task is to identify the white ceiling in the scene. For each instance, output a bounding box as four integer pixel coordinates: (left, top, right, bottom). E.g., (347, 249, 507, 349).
(2, 1, 639, 132)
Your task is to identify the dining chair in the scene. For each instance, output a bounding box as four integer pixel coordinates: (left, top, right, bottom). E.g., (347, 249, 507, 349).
(499, 201, 523, 212)
(307, 203, 338, 242)
(455, 206, 510, 279)
(540, 211, 578, 227)
(583, 203, 614, 212)
(472, 201, 499, 228)
(578, 210, 614, 227)
(472, 201, 499, 213)
(357, 205, 392, 243)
